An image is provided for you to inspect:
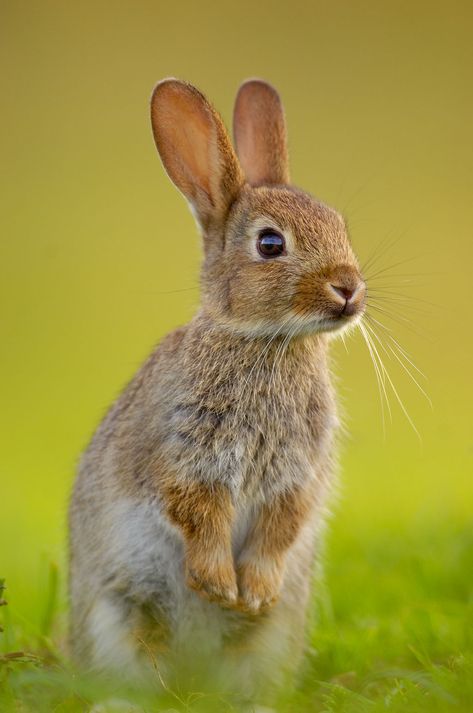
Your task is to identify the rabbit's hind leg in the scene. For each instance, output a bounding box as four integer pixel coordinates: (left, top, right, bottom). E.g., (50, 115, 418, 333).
(85, 595, 144, 678)
(83, 595, 169, 685)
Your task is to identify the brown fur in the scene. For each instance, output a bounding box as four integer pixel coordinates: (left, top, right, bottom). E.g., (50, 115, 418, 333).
(131, 602, 170, 658)
(237, 483, 317, 613)
(246, 484, 316, 558)
(151, 79, 243, 230)
(69, 78, 366, 699)
(160, 477, 237, 605)
(233, 79, 290, 185)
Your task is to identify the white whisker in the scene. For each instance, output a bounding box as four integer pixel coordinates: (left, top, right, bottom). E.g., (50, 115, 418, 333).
(359, 322, 388, 438)
(366, 315, 429, 382)
(364, 320, 432, 409)
(361, 322, 421, 440)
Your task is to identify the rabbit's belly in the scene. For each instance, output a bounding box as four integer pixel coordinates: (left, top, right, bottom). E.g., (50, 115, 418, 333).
(231, 498, 257, 554)
(102, 497, 184, 606)
(104, 497, 252, 643)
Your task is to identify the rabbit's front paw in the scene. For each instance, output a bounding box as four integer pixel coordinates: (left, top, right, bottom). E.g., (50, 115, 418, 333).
(186, 558, 238, 608)
(237, 557, 283, 615)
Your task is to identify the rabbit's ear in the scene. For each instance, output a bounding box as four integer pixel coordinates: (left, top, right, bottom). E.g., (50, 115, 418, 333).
(233, 79, 290, 186)
(151, 79, 243, 227)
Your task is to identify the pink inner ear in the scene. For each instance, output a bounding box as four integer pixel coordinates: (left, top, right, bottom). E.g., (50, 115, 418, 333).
(233, 80, 290, 187)
(156, 87, 213, 199)
(151, 79, 243, 224)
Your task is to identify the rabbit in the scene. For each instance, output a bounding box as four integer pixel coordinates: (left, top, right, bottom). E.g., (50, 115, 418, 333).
(69, 78, 366, 705)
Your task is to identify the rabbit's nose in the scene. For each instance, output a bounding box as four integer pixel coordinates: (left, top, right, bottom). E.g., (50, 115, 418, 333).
(330, 285, 355, 301)
(328, 281, 366, 316)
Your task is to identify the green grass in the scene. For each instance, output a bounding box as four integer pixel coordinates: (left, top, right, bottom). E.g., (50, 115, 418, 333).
(1, 518, 471, 712)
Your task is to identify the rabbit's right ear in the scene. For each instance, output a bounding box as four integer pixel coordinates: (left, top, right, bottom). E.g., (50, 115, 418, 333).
(151, 79, 244, 228)
(233, 79, 290, 186)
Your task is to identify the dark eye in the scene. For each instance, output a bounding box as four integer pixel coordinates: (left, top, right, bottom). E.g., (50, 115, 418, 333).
(257, 230, 286, 258)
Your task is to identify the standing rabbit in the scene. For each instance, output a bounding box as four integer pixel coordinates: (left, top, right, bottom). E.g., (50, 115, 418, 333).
(69, 78, 366, 703)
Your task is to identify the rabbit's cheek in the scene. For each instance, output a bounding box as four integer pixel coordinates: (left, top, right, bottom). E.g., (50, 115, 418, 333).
(293, 270, 331, 320)
(226, 261, 294, 324)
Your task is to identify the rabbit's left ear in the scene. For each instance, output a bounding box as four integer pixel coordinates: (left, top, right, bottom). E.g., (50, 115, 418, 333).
(233, 79, 290, 186)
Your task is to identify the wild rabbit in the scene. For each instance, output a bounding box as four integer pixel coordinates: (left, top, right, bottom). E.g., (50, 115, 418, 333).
(69, 78, 366, 703)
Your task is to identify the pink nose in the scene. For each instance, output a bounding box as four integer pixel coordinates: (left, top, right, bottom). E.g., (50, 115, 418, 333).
(330, 284, 356, 302)
(328, 281, 366, 316)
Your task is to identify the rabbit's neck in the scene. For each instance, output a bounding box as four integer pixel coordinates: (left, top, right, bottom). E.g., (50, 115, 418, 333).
(187, 311, 331, 401)
(174, 312, 336, 498)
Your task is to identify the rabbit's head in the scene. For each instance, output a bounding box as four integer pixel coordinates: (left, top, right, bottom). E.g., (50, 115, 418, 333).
(151, 79, 365, 338)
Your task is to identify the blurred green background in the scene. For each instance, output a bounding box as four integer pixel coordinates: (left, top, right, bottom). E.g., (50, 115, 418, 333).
(1, 0, 472, 644)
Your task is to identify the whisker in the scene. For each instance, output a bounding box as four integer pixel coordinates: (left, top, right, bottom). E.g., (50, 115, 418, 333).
(364, 255, 425, 281)
(386, 342, 433, 408)
(361, 322, 421, 440)
(360, 322, 393, 420)
(366, 297, 431, 318)
(358, 322, 388, 437)
(361, 228, 411, 276)
(339, 165, 384, 215)
(366, 289, 437, 308)
(364, 321, 432, 408)
(366, 303, 431, 340)
(365, 281, 429, 291)
(365, 315, 428, 381)
(367, 272, 437, 283)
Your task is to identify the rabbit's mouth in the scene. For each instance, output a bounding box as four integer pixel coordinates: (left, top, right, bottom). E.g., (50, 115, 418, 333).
(292, 268, 366, 336)
(326, 309, 365, 335)
(296, 307, 365, 337)
(292, 284, 366, 337)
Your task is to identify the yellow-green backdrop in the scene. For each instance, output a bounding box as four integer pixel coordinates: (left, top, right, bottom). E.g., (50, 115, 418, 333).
(1, 1, 472, 623)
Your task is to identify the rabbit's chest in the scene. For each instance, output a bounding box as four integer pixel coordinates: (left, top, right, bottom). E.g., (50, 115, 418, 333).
(237, 386, 334, 494)
(163, 376, 335, 496)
